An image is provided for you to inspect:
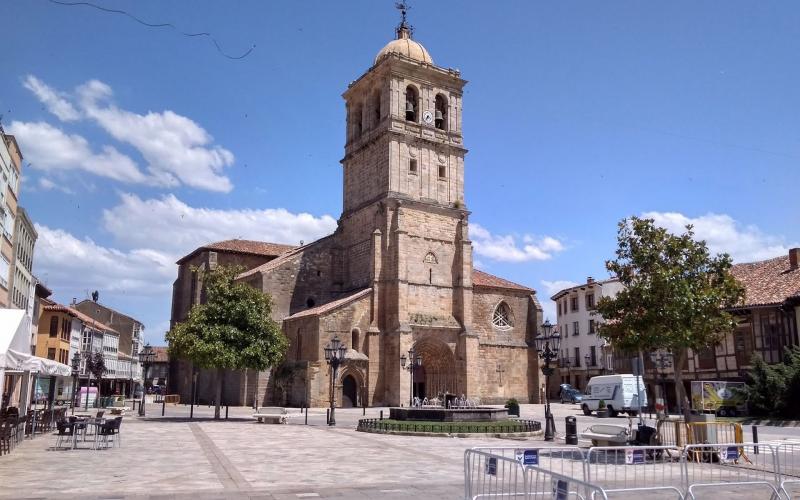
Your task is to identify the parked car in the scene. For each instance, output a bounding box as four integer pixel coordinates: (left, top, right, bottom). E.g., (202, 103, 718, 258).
(581, 374, 648, 417)
(560, 388, 583, 404)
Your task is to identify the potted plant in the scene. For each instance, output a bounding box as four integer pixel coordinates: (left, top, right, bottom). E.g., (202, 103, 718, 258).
(597, 400, 609, 418)
(505, 398, 520, 417)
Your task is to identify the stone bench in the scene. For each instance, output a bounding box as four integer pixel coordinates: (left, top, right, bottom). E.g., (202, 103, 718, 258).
(253, 407, 288, 424)
(580, 424, 631, 446)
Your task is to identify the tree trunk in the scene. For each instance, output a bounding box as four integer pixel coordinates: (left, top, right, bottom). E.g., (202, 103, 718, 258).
(214, 368, 223, 420)
(673, 349, 690, 419)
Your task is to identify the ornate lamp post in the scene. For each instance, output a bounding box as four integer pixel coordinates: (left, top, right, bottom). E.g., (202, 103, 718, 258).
(137, 343, 155, 417)
(534, 319, 561, 442)
(324, 335, 347, 426)
(400, 348, 422, 407)
(70, 352, 81, 415)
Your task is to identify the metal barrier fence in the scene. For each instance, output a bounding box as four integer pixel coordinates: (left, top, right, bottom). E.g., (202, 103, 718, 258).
(585, 445, 685, 498)
(466, 442, 800, 499)
(684, 422, 744, 446)
(776, 442, 800, 500)
(683, 443, 781, 499)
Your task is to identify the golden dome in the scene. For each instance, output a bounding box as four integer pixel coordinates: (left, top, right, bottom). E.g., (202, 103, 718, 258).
(374, 27, 433, 65)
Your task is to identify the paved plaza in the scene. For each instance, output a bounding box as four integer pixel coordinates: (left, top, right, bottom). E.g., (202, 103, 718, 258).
(1, 403, 798, 499)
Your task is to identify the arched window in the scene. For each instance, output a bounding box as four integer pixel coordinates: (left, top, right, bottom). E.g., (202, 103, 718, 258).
(405, 86, 418, 122)
(434, 94, 448, 130)
(372, 91, 381, 127)
(354, 106, 363, 137)
(351, 328, 360, 352)
(492, 302, 513, 330)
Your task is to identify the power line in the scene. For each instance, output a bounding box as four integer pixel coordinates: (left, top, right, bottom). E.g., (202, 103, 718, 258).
(46, 0, 255, 60)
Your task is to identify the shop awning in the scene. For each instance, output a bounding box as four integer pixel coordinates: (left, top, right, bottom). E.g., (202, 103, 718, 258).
(0, 309, 71, 376)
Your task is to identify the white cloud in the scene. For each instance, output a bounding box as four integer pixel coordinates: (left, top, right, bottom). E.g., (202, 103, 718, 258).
(19, 75, 235, 192)
(102, 193, 338, 256)
(539, 279, 579, 323)
(38, 177, 74, 194)
(77, 80, 234, 192)
(8, 121, 148, 184)
(23, 75, 80, 122)
(643, 212, 799, 263)
(471, 223, 565, 262)
(34, 224, 175, 296)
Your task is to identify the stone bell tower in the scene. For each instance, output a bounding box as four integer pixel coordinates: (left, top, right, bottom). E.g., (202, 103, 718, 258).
(338, 6, 478, 406)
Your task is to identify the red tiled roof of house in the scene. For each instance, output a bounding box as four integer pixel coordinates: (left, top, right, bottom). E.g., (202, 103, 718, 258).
(43, 304, 119, 334)
(730, 254, 800, 308)
(177, 239, 296, 264)
(472, 269, 533, 292)
(151, 346, 169, 363)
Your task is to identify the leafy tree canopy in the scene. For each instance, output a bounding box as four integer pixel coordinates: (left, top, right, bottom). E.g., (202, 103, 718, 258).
(740, 347, 800, 418)
(596, 216, 745, 354)
(166, 265, 288, 373)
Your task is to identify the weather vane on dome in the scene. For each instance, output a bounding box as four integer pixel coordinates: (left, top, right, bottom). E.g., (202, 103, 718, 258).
(395, 0, 414, 37)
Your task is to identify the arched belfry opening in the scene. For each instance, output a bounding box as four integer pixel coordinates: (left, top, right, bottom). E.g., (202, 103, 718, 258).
(412, 338, 458, 398)
(435, 94, 447, 130)
(405, 85, 419, 122)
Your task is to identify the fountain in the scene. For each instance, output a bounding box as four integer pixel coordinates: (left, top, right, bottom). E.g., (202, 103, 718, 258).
(389, 394, 509, 422)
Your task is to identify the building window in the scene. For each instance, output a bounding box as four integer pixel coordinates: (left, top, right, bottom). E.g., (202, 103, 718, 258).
(47, 348, 56, 360)
(589, 346, 597, 367)
(372, 90, 381, 127)
(588, 319, 596, 334)
(49, 316, 58, 337)
(492, 302, 513, 330)
(351, 328, 360, 352)
(354, 106, 363, 137)
(557, 302, 562, 316)
(585, 293, 595, 309)
(405, 85, 418, 122)
(696, 347, 716, 370)
(409, 159, 417, 173)
(570, 296, 579, 312)
(438, 164, 446, 178)
(434, 94, 447, 130)
(563, 323, 569, 337)
(573, 321, 579, 336)
(574, 347, 581, 367)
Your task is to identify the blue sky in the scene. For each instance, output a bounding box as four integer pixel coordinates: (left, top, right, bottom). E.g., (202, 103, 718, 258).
(3, 1, 799, 343)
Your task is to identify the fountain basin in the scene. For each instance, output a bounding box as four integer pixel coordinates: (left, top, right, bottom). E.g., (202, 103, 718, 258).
(389, 407, 508, 422)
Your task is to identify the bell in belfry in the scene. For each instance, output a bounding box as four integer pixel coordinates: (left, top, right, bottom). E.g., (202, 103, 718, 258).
(405, 100, 415, 120)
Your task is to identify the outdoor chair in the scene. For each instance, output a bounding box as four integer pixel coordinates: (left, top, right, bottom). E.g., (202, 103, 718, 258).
(0, 420, 11, 456)
(98, 417, 122, 449)
(53, 420, 75, 450)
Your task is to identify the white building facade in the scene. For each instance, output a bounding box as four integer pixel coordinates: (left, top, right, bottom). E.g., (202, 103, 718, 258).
(551, 277, 624, 391)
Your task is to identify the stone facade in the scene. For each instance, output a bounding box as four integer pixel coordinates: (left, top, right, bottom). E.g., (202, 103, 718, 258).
(169, 24, 544, 408)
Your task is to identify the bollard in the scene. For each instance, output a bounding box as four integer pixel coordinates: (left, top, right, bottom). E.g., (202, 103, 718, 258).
(226, 405, 229, 420)
(564, 416, 578, 445)
(363, 406, 366, 416)
(326, 408, 330, 425)
(162, 398, 166, 417)
(753, 425, 759, 454)
(305, 408, 308, 425)
(380, 410, 383, 420)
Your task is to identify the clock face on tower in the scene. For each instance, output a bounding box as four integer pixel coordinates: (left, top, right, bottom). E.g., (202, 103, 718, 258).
(422, 110, 434, 124)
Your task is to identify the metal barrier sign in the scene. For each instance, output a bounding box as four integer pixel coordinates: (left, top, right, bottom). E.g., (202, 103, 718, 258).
(625, 448, 645, 464)
(516, 448, 539, 466)
(721, 445, 739, 462)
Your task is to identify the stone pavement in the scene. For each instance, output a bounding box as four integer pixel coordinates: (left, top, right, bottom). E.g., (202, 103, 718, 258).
(0, 405, 536, 499)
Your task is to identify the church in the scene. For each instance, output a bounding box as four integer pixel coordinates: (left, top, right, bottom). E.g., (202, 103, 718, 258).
(169, 16, 544, 408)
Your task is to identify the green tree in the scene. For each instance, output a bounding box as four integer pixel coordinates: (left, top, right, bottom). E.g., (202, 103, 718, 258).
(596, 217, 745, 414)
(740, 347, 800, 417)
(166, 265, 288, 419)
(86, 351, 107, 399)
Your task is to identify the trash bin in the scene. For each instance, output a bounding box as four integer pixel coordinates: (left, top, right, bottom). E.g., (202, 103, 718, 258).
(565, 416, 578, 445)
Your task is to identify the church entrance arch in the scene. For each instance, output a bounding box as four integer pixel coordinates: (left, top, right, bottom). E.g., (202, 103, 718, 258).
(412, 338, 458, 399)
(342, 375, 358, 408)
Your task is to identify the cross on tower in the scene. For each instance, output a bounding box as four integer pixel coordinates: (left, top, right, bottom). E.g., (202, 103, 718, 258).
(394, 0, 413, 35)
(496, 363, 506, 386)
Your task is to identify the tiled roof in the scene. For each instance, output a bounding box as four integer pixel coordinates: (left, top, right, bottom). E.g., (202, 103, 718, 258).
(472, 269, 533, 292)
(549, 278, 619, 301)
(730, 254, 800, 308)
(43, 304, 118, 334)
(285, 289, 372, 320)
(177, 239, 295, 264)
(237, 236, 332, 280)
(151, 346, 169, 363)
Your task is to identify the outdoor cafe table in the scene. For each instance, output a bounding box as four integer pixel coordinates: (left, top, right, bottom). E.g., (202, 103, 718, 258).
(70, 417, 105, 450)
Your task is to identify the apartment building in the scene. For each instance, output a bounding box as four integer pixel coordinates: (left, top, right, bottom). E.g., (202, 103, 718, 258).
(0, 127, 22, 308)
(551, 277, 624, 391)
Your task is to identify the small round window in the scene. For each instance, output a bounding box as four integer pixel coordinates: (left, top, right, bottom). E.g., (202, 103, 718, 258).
(492, 302, 513, 330)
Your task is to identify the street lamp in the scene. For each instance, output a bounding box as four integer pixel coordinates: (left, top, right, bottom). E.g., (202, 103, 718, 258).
(70, 352, 81, 415)
(652, 351, 673, 414)
(323, 335, 347, 426)
(534, 319, 561, 442)
(400, 348, 422, 407)
(137, 343, 155, 417)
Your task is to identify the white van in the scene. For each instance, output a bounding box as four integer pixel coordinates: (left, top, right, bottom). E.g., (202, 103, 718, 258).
(581, 374, 648, 417)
